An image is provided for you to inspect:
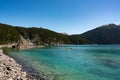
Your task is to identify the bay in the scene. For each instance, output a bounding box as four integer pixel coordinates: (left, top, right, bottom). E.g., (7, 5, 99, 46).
(8, 45, 120, 80)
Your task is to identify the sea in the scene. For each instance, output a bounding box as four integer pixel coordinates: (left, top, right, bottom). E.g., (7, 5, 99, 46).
(7, 45, 120, 80)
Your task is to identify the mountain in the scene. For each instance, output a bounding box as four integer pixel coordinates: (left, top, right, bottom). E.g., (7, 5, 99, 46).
(80, 24, 120, 44)
(0, 23, 91, 45)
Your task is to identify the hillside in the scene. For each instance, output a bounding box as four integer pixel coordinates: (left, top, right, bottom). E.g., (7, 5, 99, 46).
(1, 23, 120, 45)
(69, 35, 93, 44)
(0, 23, 20, 44)
(81, 24, 120, 44)
(0, 23, 91, 45)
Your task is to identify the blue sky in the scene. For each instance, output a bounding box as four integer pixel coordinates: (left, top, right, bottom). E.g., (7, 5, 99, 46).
(0, 0, 120, 34)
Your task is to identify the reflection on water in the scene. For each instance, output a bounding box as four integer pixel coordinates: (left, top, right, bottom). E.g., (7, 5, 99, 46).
(8, 45, 120, 80)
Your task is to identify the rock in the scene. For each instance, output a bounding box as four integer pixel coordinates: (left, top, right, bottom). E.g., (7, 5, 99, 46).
(8, 77, 13, 80)
(3, 63, 6, 65)
(16, 76, 23, 80)
(6, 66, 12, 71)
(6, 72, 9, 75)
(0, 50, 31, 80)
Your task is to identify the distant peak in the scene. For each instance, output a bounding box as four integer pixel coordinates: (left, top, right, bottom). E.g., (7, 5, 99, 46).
(98, 23, 120, 29)
(107, 23, 117, 27)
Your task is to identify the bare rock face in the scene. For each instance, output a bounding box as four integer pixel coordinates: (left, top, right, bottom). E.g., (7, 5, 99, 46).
(0, 50, 31, 80)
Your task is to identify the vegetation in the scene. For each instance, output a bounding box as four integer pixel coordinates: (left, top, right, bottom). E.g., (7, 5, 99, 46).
(15, 27, 71, 45)
(1, 23, 120, 45)
(0, 23, 91, 45)
(0, 23, 20, 44)
(69, 35, 92, 44)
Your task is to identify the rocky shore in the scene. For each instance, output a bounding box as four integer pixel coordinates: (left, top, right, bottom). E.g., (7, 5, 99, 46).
(0, 49, 31, 80)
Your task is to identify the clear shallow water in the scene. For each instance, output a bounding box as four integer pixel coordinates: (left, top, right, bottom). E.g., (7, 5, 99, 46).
(8, 45, 120, 80)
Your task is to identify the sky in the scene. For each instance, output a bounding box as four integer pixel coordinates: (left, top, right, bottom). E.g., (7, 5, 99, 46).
(0, 0, 120, 34)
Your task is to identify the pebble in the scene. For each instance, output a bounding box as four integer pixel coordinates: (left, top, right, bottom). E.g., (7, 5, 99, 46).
(8, 78, 13, 80)
(6, 66, 12, 71)
(0, 50, 30, 80)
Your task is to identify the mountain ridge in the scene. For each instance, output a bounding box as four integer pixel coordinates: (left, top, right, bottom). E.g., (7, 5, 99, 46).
(1, 23, 120, 45)
(0, 23, 92, 45)
(80, 23, 120, 44)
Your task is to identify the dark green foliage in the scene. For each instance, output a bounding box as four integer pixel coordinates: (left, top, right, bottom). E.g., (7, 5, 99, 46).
(0, 23, 92, 45)
(0, 23, 20, 44)
(15, 27, 71, 45)
(15, 27, 92, 45)
(81, 24, 120, 44)
(69, 35, 93, 44)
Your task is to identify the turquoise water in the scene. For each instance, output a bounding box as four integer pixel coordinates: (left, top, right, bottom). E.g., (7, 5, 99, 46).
(8, 45, 120, 80)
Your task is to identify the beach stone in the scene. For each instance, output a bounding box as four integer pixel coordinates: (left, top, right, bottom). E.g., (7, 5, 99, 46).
(6, 72, 9, 75)
(3, 63, 6, 65)
(0, 50, 31, 80)
(6, 66, 12, 71)
(16, 76, 23, 80)
(8, 78, 13, 80)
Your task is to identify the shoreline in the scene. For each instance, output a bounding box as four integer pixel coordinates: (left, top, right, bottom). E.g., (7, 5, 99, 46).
(6, 48, 56, 80)
(0, 49, 32, 80)
(0, 45, 52, 80)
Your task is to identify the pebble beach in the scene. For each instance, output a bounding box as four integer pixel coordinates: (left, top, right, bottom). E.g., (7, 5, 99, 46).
(0, 49, 31, 80)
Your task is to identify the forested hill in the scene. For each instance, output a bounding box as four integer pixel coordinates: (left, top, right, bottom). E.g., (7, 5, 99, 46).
(0, 23, 92, 45)
(2, 23, 120, 45)
(0, 23, 20, 44)
(80, 24, 120, 44)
